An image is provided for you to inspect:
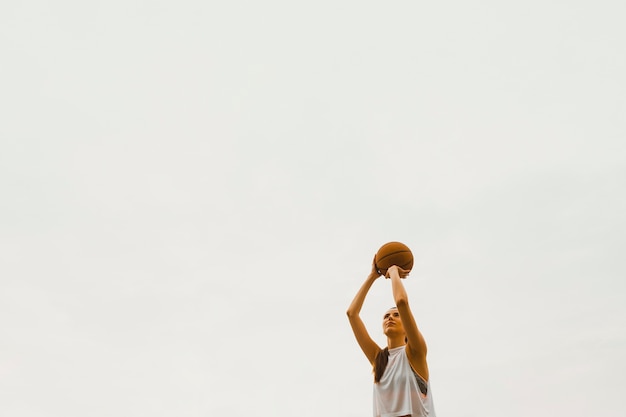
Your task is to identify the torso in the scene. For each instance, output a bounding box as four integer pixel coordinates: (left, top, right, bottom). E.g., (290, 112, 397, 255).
(372, 346, 436, 417)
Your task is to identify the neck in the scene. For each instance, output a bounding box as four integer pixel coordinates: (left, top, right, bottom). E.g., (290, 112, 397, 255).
(387, 335, 405, 349)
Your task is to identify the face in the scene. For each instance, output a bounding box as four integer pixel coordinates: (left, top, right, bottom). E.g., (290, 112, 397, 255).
(382, 308, 405, 336)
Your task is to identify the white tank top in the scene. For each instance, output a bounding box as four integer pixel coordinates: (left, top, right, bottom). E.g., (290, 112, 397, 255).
(372, 346, 436, 417)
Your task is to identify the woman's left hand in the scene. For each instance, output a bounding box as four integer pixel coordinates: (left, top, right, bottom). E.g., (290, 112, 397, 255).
(386, 265, 410, 279)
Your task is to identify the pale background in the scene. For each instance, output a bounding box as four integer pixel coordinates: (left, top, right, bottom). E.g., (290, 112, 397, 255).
(1, 1, 625, 416)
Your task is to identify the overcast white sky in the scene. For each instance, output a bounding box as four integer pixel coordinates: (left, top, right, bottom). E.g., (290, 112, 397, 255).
(1, 1, 625, 416)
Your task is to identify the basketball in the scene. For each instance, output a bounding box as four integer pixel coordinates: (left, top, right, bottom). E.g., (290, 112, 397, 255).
(374, 241, 414, 276)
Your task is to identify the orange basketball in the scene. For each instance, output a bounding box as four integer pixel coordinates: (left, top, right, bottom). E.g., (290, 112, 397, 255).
(374, 241, 414, 276)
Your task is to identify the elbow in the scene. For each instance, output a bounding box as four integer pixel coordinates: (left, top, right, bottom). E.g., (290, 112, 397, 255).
(346, 308, 358, 318)
(395, 297, 409, 308)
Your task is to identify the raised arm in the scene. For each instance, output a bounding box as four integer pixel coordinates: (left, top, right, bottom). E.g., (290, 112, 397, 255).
(346, 260, 382, 366)
(387, 265, 430, 381)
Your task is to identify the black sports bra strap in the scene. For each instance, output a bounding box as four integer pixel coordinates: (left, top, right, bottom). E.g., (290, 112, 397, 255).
(411, 367, 428, 395)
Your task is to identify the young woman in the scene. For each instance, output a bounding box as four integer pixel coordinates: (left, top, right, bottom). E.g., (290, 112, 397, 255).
(346, 260, 436, 417)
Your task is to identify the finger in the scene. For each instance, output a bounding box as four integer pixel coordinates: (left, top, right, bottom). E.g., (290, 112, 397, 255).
(372, 255, 382, 276)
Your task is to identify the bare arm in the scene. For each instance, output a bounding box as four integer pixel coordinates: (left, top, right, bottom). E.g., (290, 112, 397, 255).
(346, 260, 382, 366)
(388, 265, 430, 381)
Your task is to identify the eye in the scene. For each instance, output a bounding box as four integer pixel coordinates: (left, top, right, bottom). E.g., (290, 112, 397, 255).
(383, 314, 390, 319)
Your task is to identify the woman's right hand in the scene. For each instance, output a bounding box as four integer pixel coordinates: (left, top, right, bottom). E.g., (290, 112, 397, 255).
(368, 255, 382, 280)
